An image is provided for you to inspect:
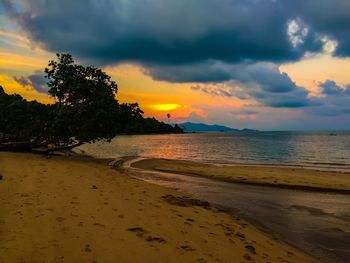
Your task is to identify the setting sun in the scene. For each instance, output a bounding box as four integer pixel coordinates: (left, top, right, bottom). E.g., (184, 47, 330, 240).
(152, 104, 182, 111)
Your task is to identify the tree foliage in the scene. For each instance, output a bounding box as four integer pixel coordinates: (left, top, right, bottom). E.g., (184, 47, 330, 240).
(44, 53, 119, 145)
(116, 103, 183, 134)
(0, 86, 51, 142)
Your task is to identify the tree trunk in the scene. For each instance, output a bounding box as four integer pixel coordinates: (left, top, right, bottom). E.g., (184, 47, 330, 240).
(31, 141, 84, 154)
(0, 141, 83, 154)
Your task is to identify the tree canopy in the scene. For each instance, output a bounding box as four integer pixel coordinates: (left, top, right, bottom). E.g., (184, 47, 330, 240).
(44, 53, 120, 146)
(0, 54, 183, 152)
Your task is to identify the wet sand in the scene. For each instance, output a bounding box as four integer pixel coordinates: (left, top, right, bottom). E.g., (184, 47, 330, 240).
(132, 158, 350, 193)
(129, 158, 350, 263)
(0, 152, 318, 262)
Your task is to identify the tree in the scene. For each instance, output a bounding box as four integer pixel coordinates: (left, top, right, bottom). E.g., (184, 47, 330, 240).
(167, 113, 171, 124)
(0, 85, 52, 150)
(44, 53, 119, 147)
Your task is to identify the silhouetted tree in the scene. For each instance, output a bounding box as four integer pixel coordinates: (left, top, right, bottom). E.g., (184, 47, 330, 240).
(44, 53, 119, 147)
(167, 113, 171, 124)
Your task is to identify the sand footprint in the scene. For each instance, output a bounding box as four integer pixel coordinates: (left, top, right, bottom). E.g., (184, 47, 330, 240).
(84, 244, 92, 252)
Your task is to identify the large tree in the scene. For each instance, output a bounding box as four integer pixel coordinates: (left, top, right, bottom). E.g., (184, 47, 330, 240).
(44, 53, 119, 147)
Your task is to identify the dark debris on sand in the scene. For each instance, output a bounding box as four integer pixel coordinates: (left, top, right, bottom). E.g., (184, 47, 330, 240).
(127, 227, 166, 243)
(161, 195, 211, 209)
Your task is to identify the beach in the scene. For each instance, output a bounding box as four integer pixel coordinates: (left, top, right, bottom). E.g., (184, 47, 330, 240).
(0, 152, 318, 262)
(132, 158, 350, 193)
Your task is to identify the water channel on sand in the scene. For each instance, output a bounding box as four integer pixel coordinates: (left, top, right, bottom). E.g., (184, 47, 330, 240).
(121, 158, 350, 263)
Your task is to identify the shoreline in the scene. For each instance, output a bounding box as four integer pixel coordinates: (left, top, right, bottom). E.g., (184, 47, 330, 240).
(0, 151, 318, 262)
(75, 148, 350, 174)
(210, 161, 350, 173)
(131, 158, 350, 194)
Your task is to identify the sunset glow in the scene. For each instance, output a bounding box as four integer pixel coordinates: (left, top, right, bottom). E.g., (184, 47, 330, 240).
(152, 104, 183, 111)
(1, 1, 349, 130)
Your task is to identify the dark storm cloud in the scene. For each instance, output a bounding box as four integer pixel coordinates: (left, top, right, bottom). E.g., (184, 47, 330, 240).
(14, 72, 48, 94)
(297, 0, 350, 57)
(151, 61, 297, 93)
(1, 0, 349, 67)
(150, 62, 233, 83)
(4, 0, 332, 66)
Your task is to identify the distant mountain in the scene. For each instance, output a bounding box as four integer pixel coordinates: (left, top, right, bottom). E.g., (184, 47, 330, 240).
(241, 128, 259, 132)
(178, 122, 258, 133)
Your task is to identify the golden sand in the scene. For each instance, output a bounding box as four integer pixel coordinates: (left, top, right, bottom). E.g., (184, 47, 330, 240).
(0, 152, 317, 262)
(133, 158, 350, 192)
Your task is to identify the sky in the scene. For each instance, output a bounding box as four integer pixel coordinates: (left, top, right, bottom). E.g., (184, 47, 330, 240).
(0, 0, 350, 130)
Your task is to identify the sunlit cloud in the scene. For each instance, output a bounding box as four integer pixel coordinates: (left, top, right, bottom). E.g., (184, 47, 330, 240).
(287, 19, 309, 48)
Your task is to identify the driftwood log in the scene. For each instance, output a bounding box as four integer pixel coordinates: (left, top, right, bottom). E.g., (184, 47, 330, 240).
(0, 141, 36, 151)
(0, 141, 83, 154)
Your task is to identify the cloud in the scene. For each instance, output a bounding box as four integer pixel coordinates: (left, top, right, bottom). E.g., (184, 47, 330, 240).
(192, 76, 350, 115)
(6, 0, 344, 67)
(309, 80, 350, 116)
(3, 0, 350, 119)
(150, 62, 233, 83)
(346, 85, 350, 94)
(0, 0, 13, 12)
(186, 62, 313, 108)
(14, 72, 48, 93)
(318, 80, 343, 95)
(287, 19, 309, 48)
(297, 0, 350, 57)
(234, 109, 258, 115)
(150, 61, 299, 93)
(13, 76, 31, 86)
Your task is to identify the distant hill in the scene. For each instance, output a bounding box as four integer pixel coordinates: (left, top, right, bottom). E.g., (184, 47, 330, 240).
(178, 122, 258, 132)
(178, 122, 236, 132)
(241, 128, 259, 132)
(178, 122, 257, 132)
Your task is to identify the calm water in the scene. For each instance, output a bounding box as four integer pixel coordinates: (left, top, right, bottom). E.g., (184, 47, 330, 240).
(79, 131, 350, 171)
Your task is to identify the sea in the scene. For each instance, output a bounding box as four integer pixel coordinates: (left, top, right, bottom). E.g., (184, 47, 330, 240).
(79, 131, 350, 171)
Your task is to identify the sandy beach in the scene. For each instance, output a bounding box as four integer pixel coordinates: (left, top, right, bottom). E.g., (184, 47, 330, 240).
(132, 158, 350, 193)
(0, 152, 319, 262)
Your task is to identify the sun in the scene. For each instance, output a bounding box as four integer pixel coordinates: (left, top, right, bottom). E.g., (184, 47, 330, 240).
(152, 104, 182, 111)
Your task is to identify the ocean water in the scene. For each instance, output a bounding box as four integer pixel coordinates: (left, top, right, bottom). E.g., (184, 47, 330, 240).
(79, 131, 350, 171)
